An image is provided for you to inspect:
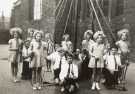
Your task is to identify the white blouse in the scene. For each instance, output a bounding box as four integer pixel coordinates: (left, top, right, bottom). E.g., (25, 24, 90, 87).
(59, 61, 78, 81)
(47, 51, 61, 70)
(105, 54, 121, 71)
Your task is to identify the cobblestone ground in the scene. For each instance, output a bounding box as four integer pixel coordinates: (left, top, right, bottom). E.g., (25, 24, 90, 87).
(0, 45, 134, 94)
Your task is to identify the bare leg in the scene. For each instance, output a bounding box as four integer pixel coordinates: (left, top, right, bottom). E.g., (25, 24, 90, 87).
(11, 63, 15, 81)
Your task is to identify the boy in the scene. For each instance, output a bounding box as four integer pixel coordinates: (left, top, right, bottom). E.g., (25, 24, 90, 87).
(59, 52, 79, 93)
(104, 45, 121, 89)
(22, 40, 31, 80)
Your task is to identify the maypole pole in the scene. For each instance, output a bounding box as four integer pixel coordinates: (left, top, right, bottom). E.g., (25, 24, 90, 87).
(88, 0, 103, 32)
(74, 0, 79, 51)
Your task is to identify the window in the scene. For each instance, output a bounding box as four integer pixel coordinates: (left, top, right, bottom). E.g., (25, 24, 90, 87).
(33, 0, 42, 20)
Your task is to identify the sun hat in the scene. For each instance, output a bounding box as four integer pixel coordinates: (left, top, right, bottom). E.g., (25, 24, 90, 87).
(93, 31, 106, 40)
(10, 27, 22, 35)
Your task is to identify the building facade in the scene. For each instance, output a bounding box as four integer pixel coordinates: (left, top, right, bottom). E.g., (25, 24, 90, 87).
(11, 0, 56, 39)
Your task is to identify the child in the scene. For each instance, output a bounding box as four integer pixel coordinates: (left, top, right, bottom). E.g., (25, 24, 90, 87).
(73, 49, 82, 80)
(21, 40, 31, 80)
(46, 45, 65, 84)
(29, 30, 47, 90)
(59, 52, 79, 93)
(45, 33, 54, 72)
(88, 31, 106, 90)
(104, 45, 121, 89)
(61, 34, 73, 53)
(82, 30, 95, 51)
(8, 27, 23, 82)
(116, 28, 130, 91)
(81, 49, 91, 80)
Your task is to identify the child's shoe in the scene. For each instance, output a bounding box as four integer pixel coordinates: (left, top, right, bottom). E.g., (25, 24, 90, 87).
(37, 86, 42, 90)
(91, 82, 96, 90)
(69, 85, 75, 93)
(32, 84, 37, 90)
(95, 82, 101, 90)
(61, 87, 65, 92)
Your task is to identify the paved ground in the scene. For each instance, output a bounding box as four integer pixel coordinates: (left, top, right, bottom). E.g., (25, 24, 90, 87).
(0, 45, 134, 94)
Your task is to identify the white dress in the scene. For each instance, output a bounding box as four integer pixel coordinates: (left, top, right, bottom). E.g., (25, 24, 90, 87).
(88, 43, 105, 68)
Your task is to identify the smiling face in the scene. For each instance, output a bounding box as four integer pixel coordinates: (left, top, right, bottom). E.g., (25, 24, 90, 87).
(67, 56, 73, 64)
(96, 35, 103, 43)
(111, 48, 117, 55)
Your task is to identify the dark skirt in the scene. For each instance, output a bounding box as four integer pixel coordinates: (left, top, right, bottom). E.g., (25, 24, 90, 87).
(22, 61, 32, 80)
(54, 68, 60, 79)
(81, 57, 92, 80)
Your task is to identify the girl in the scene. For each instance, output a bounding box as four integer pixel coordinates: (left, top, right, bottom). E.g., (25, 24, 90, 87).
(45, 33, 54, 72)
(82, 30, 95, 51)
(116, 28, 130, 91)
(61, 34, 73, 53)
(29, 30, 47, 90)
(8, 27, 23, 82)
(88, 31, 106, 90)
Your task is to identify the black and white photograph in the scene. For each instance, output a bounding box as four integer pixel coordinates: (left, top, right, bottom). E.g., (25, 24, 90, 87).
(0, 0, 135, 94)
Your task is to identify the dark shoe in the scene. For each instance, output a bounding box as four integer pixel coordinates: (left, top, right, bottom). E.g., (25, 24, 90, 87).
(118, 87, 128, 91)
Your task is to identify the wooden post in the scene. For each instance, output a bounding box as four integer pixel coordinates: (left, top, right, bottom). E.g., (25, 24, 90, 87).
(74, 0, 79, 51)
(108, 0, 112, 22)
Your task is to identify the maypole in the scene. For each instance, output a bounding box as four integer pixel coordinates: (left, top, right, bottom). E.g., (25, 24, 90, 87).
(74, 0, 79, 50)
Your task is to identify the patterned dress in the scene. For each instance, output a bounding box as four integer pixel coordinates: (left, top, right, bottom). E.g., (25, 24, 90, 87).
(29, 39, 47, 68)
(116, 40, 130, 65)
(8, 38, 23, 63)
(46, 40, 54, 55)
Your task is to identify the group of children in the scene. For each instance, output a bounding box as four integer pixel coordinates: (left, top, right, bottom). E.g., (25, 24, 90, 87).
(81, 29, 130, 91)
(8, 27, 130, 93)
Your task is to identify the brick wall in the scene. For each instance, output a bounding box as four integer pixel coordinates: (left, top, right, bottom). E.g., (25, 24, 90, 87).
(41, 0, 56, 34)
